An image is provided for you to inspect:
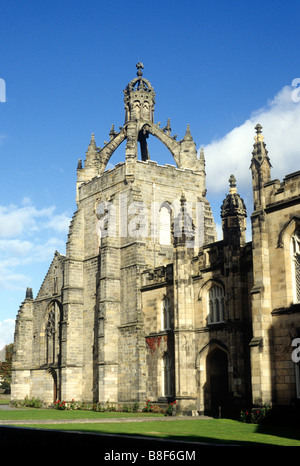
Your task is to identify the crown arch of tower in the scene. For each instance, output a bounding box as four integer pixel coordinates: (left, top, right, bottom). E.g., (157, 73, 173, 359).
(97, 120, 182, 171)
(86, 63, 202, 176)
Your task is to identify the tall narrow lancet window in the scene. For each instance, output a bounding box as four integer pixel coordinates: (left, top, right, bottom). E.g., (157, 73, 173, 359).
(291, 229, 300, 303)
(161, 296, 171, 330)
(159, 205, 171, 245)
(208, 285, 224, 324)
(46, 302, 61, 365)
(162, 353, 172, 397)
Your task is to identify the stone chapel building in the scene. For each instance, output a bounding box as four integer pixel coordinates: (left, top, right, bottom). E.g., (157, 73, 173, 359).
(11, 64, 300, 416)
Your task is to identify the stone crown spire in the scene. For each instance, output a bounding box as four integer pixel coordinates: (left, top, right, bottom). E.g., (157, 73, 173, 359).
(123, 63, 156, 123)
(221, 175, 247, 246)
(221, 175, 247, 219)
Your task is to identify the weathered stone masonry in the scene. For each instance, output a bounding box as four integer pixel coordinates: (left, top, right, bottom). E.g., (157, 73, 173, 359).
(12, 64, 300, 415)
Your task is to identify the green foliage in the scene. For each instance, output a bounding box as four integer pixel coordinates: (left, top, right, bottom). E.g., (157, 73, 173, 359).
(240, 404, 271, 424)
(54, 399, 141, 413)
(54, 400, 67, 410)
(142, 399, 153, 412)
(132, 401, 139, 412)
(0, 344, 13, 388)
(13, 395, 42, 408)
(12, 395, 170, 417)
(142, 399, 167, 414)
(51, 398, 166, 414)
(165, 400, 176, 416)
(0, 382, 10, 392)
(120, 403, 130, 412)
(91, 402, 106, 412)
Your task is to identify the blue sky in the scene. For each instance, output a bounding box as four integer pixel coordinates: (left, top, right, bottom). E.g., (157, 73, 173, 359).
(1, 0, 300, 347)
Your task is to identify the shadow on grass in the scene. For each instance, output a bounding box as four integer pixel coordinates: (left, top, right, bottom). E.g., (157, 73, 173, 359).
(241, 405, 300, 444)
(0, 425, 284, 450)
(255, 419, 300, 443)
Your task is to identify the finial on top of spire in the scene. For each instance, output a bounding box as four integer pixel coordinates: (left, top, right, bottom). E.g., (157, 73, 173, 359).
(255, 123, 262, 134)
(229, 174, 237, 194)
(229, 174, 236, 187)
(254, 123, 265, 144)
(136, 62, 144, 77)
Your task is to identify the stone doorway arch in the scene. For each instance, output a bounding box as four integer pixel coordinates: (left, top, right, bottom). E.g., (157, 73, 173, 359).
(47, 368, 58, 404)
(196, 341, 229, 416)
(206, 348, 229, 417)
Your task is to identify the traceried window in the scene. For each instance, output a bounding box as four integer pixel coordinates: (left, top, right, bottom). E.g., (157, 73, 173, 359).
(46, 301, 62, 365)
(208, 285, 224, 324)
(291, 229, 300, 303)
(159, 205, 171, 246)
(161, 296, 171, 330)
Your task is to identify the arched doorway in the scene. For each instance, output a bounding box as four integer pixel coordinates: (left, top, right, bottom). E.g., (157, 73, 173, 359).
(206, 348, 228, 417)
(47, 368, 58, 404)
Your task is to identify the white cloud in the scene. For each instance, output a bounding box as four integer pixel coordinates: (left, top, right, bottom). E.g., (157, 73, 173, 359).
(44, 213, 72, 233)
(0, 319, 15, 348)
(202, 84, 300, 197)
(0, 198, 71, 291)
(0, 239, 33, 256)
(0, 272, 29, 291)
(0, 197, 71, 238)
(0, 202, 54, 237)
(199, 83, 300, 242)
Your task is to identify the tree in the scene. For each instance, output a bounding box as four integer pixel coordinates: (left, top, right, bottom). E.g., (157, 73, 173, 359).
(0, 344, 13, 390)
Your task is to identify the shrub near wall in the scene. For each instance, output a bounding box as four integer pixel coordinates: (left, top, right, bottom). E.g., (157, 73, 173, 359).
(13, 396, 43, 408)
(12, 396, 175, 416)
(240, 405, 271, 424)
(52, 400, 141, 412)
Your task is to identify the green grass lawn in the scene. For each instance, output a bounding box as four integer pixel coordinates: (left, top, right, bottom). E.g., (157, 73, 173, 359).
(0, 399, 9, 405)
(0, 408, 300, 445)
(19, 419, 300, 446)
(0, 407, 163, 420)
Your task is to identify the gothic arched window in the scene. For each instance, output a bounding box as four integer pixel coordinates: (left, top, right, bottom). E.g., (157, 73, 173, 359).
(46, 302, 62, 365)
(291, 229, 300, 303)
(161, 296, 171, 330)
(159, 205, 171, 246)
(208, 285, 224, 324)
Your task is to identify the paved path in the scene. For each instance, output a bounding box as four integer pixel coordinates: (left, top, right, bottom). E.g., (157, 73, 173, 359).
(0, 415, 211, 425)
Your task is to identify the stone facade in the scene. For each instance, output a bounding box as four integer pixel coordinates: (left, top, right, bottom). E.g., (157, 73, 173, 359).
(11, 64, 300, 416)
